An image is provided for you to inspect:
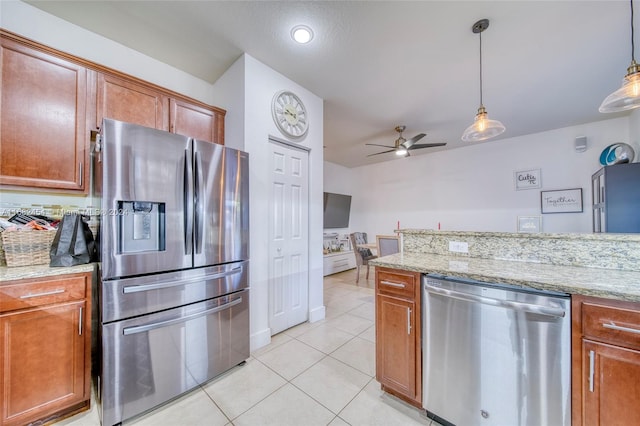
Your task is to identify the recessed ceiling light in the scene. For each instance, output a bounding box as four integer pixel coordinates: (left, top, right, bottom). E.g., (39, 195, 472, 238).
(291, 25, 313, 44)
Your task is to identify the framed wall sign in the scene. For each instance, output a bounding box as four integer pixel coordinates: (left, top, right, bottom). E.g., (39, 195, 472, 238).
(541, 188, 583, 214)
(517, 216, 542, 233)
(514, 168, 541, 190)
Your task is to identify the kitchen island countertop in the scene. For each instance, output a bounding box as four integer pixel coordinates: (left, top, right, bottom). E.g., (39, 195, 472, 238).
(370, 252, 640, 302)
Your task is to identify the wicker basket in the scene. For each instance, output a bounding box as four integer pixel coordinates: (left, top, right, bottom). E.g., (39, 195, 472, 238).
(0, 231, 5, 267)
(1, 229, 57, 267)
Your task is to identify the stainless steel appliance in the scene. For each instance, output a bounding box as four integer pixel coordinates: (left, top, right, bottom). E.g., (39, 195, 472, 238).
(94, 119, 250, 426)
(422, 274, 571, 426)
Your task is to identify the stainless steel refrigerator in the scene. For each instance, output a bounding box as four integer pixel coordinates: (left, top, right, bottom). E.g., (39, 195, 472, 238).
(94, 119, 250, 426)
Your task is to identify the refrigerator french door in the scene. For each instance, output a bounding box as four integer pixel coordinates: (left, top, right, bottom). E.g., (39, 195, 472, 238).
(95, 119, 250, 426)
(97, 118, 249, 280)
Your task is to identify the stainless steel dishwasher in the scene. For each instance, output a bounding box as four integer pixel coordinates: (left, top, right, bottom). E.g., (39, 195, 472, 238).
(422, 274, 571, 426)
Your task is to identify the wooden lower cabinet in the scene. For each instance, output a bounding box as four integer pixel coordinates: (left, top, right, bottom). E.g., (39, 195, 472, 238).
(572, 295, 640, 426)
(375, 267, 422, 407)
(0, 272, 92, 426)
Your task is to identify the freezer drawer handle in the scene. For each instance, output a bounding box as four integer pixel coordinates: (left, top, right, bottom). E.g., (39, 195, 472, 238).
(123, 296, 243, 336)
(122, 267, 243, 294)
(425, 284, 566, 318)
(602, 321, 640, 335)
(20, 288, 65, 299)
(381, 280, 405, 289)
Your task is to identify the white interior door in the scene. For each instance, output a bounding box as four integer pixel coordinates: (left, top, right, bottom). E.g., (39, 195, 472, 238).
(268, 140, 309, 335)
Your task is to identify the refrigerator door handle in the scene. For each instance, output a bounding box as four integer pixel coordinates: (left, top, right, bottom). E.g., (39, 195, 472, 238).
(184, 148, 194, 255)
(425, 283, 566, 318)
(122, 267, 243, 293)
(194, 150, 204, 254)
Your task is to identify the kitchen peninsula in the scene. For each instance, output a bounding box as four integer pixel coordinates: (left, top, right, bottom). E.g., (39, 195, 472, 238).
(371, 229, 640, 426)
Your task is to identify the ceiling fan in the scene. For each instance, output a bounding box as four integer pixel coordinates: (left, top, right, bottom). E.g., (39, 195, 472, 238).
(366, 125, 446, 157)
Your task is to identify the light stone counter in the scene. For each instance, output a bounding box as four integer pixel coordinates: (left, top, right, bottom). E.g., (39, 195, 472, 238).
(371, 252, 640, 302)
(0, 263, 96, 282)
(370, 230, 640, 302)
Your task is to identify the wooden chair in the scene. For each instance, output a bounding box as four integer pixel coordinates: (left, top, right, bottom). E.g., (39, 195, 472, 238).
(376, 234, 400, 257)
(349, 232, 377, 283)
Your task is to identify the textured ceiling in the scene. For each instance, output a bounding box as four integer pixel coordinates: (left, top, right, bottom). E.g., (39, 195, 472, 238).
(26, 1, 631, 167)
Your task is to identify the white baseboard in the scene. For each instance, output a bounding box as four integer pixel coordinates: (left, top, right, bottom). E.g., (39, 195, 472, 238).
(308, 305, 326, 323)
(250, 327, 271, 352)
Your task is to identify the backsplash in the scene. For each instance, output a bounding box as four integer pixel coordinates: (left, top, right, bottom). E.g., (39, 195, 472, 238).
(401, 229, 640, 272)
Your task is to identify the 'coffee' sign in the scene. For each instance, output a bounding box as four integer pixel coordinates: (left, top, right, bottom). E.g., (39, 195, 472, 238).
(514, 169, 541, 190)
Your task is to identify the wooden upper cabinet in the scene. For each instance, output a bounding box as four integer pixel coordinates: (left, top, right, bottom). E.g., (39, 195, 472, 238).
(170, 98, 225, 144)
(96, 73, 168, 131)
(0, 37, 88, 191)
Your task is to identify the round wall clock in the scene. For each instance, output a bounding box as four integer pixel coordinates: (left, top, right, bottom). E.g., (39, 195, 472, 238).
(271, 90, 309, 140)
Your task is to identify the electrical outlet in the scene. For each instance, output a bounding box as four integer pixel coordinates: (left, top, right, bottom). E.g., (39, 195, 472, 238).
(448, 241, 469, 254)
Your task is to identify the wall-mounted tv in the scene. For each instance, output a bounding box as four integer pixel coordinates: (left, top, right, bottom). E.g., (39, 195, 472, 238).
(323, 192, 352, 229)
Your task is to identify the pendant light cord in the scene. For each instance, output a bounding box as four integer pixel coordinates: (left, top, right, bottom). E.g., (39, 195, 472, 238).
(632, 0, 636, 62)
(479, 30, 484, 107)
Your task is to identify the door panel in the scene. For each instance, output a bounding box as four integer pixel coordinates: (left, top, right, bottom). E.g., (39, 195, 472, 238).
(100, 119, 191, 279)
(268, 142, 309, 335)
(193, 140, 249, 268)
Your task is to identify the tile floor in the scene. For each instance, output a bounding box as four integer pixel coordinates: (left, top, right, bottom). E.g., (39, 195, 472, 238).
(58, 269, 436, 426)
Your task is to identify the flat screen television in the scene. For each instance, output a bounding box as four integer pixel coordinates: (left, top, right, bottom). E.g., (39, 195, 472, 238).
(323, 192, 352, 228)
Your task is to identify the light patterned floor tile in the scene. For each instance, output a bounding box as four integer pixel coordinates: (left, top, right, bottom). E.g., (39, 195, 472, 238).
(202, 358, 286, 420)
(233, 383, 335, 426)
(296, 323, 356, 354)
(251, 330, 293, 357)
(330, 335, 376, 376)
(292, 356, 371, 414)
(255, 338, 325, 380)
(339, 380, 430, 426)
(326, 312, 374, 336)
(329, 416, 352, 426)
(128, 387, 229, 426)
(359, 324, 376, 343)
(282, 318, 325, 338)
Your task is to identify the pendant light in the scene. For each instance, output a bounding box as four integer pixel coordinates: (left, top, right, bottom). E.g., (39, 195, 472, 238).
(599, 0, 640, 113)
(461, 19, 506, 142)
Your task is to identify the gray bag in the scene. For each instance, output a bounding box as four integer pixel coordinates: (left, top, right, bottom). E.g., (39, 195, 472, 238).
(49, 213, 97, 267)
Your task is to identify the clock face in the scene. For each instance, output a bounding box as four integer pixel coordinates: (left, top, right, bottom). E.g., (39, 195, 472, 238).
(272, 90, 309, 140)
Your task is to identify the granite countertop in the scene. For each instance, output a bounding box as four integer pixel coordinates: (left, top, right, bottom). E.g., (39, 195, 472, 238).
(370, 252, 640, 303)
(0, 263, 96, 283)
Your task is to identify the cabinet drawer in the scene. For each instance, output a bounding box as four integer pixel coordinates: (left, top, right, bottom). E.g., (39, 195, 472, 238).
(582, 301, 640, 351)
(0, 274, 87, 313)
(377, 269, 417, 299)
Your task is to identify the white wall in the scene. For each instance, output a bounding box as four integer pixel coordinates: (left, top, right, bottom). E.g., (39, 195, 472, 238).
(214, 54, 325, 351)
(327, 116, 634, 236)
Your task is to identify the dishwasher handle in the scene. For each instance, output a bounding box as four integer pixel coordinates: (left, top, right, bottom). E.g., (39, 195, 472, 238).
(425, 283, 566, 318)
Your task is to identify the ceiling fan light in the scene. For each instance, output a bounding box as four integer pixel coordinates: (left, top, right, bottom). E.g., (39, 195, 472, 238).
(599, 64, 640, 112)
(461, 108, 506, 142)
(396, 147, 408, 156)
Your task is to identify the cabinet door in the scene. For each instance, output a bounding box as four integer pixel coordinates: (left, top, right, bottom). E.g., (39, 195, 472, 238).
(376, 294, 417, 398)
(170, 98, 224, 144)
(0, 38, 87, 191)
(582, 340, 640, 426)
(0, 301, 87, 426)
(97, 73, 168, 130)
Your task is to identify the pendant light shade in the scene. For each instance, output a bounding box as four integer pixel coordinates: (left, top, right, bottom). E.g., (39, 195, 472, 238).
(461, 19, 505, 142)
(462, 106, 506, 142)
(600, 0, 640, 113)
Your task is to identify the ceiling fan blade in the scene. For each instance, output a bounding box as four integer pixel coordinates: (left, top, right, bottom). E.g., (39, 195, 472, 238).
(402, 133, 426, 149)
(365, 143, 396, 149)
(408, 143, 447, 150)
(367, 149, 396, 157)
